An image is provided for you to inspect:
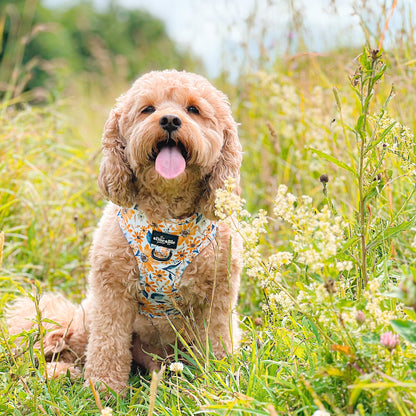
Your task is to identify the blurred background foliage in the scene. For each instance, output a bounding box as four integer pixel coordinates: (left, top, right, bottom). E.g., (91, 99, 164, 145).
(0, 0, 198, 101)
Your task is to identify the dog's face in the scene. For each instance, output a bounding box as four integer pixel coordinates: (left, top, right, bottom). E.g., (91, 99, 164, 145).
(98, 70, 241, 219)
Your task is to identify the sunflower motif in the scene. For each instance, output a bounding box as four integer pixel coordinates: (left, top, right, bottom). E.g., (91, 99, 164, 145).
(117, 206, 218, 317)
(175, 249, 187, 261)
(180, 229, 190, 237)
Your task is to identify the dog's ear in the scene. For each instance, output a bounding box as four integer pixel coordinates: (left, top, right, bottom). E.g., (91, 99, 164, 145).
(98, 108, 138, 207)
(201, 121, 242, 219)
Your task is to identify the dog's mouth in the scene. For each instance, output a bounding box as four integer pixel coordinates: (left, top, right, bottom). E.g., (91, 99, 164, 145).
(151, 138, 188, 180)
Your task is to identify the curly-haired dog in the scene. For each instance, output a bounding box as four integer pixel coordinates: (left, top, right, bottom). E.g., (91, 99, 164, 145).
(6, 70, 242, 393)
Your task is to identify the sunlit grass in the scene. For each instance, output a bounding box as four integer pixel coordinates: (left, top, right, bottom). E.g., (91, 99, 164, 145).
(0, 106, 102, 298)
(1, 5, 416, 414)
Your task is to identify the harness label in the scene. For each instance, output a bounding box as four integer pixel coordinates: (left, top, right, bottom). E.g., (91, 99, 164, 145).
(151, 230, 179, 249)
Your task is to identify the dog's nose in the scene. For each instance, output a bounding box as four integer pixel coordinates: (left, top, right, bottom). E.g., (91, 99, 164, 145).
(159, 114, 182, 133)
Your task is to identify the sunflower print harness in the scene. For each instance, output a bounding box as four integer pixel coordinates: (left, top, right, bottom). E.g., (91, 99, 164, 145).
(117, 206, 217, 318)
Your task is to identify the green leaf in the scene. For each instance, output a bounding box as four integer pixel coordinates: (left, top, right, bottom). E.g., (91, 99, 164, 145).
(348, 377, 364, 407)
(363, 179, 384, 203)
(340, 236, 360, 253)
(391, 319, 416, 344)
(356, 114, 365, 134)
(366, 120, 397, 152)
(333, 87, 342, 111)
(302, 317, 322, 345)
(358, 48, 370, 69)
(310, 148, 357, 176)
(379, 120, 397, 141)
(367, 220, 415, 249)
(403, 308, 416, 321)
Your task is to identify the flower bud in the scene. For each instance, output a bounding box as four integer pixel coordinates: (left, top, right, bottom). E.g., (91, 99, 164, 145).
(380, 331, 399, 351)
(319, 174, 329, 183)
(355, 310, 366, 325)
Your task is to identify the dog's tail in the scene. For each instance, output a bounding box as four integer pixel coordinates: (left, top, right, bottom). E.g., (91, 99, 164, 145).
(5, 293, 89, 375)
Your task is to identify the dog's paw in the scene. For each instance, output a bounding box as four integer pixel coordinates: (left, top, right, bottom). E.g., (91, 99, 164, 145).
(85, 377, 128, 398)
(46, 362, 81, 380)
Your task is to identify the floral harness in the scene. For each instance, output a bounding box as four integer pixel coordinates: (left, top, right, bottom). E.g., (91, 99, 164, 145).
(117, 206, 218, 318)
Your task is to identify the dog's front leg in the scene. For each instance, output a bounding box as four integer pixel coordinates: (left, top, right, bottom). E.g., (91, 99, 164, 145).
(84, 282, 136, 394)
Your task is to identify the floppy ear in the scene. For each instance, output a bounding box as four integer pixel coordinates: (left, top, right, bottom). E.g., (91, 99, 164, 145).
(201, 121, 242, 219)
(98, 109, 138, 207)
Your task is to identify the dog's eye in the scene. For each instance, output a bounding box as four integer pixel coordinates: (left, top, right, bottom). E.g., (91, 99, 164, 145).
(187, 105, 199, 115)
(142, 105, 156, 114)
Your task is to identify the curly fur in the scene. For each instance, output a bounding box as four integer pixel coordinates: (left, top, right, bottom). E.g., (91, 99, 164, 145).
(6, 70, 243, 393)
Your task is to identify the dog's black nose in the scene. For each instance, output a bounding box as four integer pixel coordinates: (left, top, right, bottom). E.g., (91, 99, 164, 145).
(159, 114, 182, 133)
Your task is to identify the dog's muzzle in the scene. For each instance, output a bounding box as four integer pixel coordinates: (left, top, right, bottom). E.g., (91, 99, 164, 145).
(159, 114, 182, 134)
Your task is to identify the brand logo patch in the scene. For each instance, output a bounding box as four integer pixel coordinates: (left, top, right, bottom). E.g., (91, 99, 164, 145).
(151, 230, 178, 249)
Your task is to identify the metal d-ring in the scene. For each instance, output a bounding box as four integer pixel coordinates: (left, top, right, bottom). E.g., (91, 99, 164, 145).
(151, 248, 173, 262)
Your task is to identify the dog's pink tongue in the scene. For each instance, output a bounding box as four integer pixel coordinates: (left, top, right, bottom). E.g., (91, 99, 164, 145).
(155, 145, 186, 179)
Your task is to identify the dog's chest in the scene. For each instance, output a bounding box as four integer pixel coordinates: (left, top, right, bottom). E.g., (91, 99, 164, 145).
(118, 206, 217, 318)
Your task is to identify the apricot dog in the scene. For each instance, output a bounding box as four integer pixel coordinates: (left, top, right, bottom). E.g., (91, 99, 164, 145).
(7, 70, 242, 393)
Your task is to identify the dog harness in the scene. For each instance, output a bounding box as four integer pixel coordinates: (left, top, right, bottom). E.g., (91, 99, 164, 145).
(117, 206, 217, 318)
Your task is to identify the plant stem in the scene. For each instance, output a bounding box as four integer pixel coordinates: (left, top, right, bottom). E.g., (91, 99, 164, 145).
(356, 48, 384, 298)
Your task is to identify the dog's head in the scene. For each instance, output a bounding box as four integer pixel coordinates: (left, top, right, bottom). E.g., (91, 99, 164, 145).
(98, 70, 241, 219)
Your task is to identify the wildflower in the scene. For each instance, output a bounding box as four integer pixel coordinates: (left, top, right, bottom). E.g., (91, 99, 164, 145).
(312, 410, 330, 416)
(319, 174, 329, 183)
(273, 187, 346, 272)
(269, 291, 294, 311)
(273, 184, 297, 222)
(370, 112, 416, 175)
(336, 261, 353, 272)
(301, 195, 313, 205)
(380, 331, 399, 351)
(169, 362, 184, 373)
(365, 281, 399, 329)
(355, 310, 366, 325)
(267, 251, 293, 270)
(214, 177, 247, 221)
(101, 408, 113, 416)
(315, 283, 330, 303)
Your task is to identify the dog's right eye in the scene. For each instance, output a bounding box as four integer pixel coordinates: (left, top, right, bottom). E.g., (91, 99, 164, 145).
(141, 106, 156, 114)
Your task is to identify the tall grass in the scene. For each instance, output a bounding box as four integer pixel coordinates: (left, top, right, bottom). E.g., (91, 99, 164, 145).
(0, 105, 102, 297)
(1, 1, 416, 415)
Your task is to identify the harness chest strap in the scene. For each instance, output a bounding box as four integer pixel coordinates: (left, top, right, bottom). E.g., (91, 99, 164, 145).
(116, 206, 218, 318)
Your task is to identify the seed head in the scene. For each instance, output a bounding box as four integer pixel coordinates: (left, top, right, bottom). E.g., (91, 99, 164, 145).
(319, 174, 329, 183)
(324, 278, 337, 294)
(254, 317, 263, 327)
(371, 49, 381, 61)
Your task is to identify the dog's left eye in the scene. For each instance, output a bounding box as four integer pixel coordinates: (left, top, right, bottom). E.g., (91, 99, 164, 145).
(187, 105, 200, 115)
(142, 105, 156, 114)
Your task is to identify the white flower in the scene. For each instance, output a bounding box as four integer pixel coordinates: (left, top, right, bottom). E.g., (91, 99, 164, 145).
(269, 291, 294, 311)
(411, 233, 416, 249)
(301, 195, 313, 205)
(267, 252, 293, 270)
(169, 362, 184, 373)
(312, 410, 330, 416)
(214, 177, 246, 222)
(101, 408, 113, 416)
(336, 261, 353, 272)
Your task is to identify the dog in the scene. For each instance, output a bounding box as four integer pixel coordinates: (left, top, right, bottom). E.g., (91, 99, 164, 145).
(6, 70, 243, 393)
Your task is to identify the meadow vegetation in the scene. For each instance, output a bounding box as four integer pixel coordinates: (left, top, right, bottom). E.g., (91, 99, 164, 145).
(1, 1, 416, 415)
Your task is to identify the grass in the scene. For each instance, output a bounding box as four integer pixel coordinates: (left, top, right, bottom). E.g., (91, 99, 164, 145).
(1, 3, 416, 415)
